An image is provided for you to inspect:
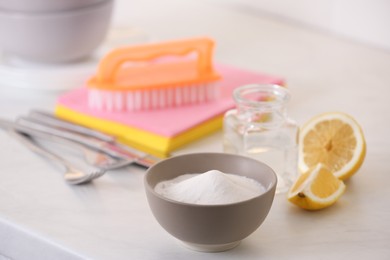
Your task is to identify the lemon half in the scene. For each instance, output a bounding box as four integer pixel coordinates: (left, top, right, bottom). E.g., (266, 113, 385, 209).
(299, 112, 366, 180)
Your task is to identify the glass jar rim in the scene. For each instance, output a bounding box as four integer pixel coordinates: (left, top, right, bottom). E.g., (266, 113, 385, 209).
(233, 84, 290, 107)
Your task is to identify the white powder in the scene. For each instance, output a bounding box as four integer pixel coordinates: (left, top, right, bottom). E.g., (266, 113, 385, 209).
(154, 170, 266, 205)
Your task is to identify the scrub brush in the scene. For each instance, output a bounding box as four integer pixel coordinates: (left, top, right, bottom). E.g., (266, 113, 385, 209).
(87, 37, 222, 112)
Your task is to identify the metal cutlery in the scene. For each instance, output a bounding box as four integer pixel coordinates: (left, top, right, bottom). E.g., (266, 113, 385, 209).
(0, 112, 161, 185)
(10, 130, 106, 185)
(7, 120, 134, 170)
(23, 110, 161, 168)
(29, 109, 114, 142)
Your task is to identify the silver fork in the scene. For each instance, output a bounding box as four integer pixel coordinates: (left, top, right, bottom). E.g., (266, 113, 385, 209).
(10, 130, 106, 185)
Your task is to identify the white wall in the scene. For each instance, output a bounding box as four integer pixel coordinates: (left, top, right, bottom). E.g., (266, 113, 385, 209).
(212, 0, 390, 51)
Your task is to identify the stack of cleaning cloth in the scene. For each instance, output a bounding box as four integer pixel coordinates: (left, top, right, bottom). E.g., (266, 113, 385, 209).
(55, 38, 284, 157)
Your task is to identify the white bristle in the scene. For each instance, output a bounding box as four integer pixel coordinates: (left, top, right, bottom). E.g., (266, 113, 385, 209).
(148, 90, 153, 110)
(159, 89, 166, 108)
(104, 91, 113, 112)
(109, 92, 116, 112)
(95, 91, 103, 111)
(114, 92, 124, 111)
(133, 91, 141, 111)
(156, 89, 163, 109)
(167, 88, 174, 107)
(91, 89, 102, 110)
(197, 84, 205, 103)
(145, 90, 150, 110)
(214, 84, 220, 100)
(190, 85, 197, 104)
(154, 89, 159, 109)
(205, 84, 211, 101)
(206, 83, 216, 101)
(182, 86, 190, 105)
(138, 90, 143, 110)
(126, 92, 134, 111)
(187, 85, 192, 104)
(88, 89, 96, 109)
(175, 87, 182, 106)
(88, 82, 220, 112)
(150, 90, 157, 109)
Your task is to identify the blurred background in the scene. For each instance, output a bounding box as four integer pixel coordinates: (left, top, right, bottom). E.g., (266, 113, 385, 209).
(207, 0, 390, 51)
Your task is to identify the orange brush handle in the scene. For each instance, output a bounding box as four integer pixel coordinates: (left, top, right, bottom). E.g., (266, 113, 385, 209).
(95, 37, 217, 85)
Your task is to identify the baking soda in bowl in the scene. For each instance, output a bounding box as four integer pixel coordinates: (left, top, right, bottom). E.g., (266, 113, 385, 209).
(154, 170, 266, 205)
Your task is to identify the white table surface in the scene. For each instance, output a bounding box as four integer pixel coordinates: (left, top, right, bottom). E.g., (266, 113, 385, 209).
(1, 0, 389, 259)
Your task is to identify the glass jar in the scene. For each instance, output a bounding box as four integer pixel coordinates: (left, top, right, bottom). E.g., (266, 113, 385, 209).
(223, 84, 299, 193)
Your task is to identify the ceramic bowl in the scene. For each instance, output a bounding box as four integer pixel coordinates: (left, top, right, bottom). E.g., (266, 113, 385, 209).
(0, 0, 106, 13)
(0, 0, 113, 63)
(144, 153, 277, 252)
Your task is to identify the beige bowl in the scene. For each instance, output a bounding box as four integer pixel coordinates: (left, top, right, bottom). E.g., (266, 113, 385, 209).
(0, 0, 113, 63)
(144, 153, 277, 252)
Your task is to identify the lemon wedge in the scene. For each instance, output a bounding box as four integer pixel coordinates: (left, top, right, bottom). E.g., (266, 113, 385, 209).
(287, 164, 346, 210)
(299, 112, 366, 180)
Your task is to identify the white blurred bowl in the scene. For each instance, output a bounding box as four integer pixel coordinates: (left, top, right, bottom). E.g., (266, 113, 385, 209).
(0, 0, 106, 13)
(0, 0, 113, 63)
